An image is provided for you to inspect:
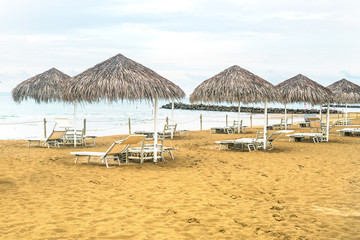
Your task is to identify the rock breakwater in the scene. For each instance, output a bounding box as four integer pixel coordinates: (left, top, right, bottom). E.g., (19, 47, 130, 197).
(161, 102, 339, 114)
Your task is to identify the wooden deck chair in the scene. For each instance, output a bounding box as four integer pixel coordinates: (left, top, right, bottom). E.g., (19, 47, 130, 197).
(170, 124, 177, 139)
(319, 127, 328, 142)
(64, 129, 84, 145)
(127, 137, 165, 164)
(71, 135, 146, 168)
(45, 130, 66, 148)
(233, 120, 246, 133)
(160, 124, 172, 138)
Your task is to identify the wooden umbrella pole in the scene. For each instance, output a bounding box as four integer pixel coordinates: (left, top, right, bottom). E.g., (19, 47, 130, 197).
(153, 96, 158, 164)
(326, 103, 330, 142)
(284, 103, 287, 130)
(263, 101, 268, 151)
(74, 102, 77, 147)
(238, 101, 241, 133)
(345, 104, 348, 125)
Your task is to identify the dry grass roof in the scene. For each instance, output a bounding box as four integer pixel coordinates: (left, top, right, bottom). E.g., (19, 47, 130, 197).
(276, 74, 333, 105)
(190, 65, 278, 104)
(63, 53, 185, 103)
(327, 78, 360, 104)
(12, 68, 71, 103)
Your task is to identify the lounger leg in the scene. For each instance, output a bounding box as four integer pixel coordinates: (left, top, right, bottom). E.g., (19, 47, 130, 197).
(116, 156, 120, 166)
(269, 142, 274, 150)
(88, 156, 91, 163)
(105, 158, 109, 168)
(168, 150, 174, 160)
(75, 156, 79, 164)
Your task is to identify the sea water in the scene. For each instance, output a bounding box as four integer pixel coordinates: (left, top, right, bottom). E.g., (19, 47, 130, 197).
(0, 92, 354, 140)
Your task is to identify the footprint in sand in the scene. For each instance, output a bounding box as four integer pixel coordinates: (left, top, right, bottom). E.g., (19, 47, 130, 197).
(89, 180, 101, 184)
(272, 213, 283, 221)
(270, 205, 284, 211)
(188, 218, 200, 224)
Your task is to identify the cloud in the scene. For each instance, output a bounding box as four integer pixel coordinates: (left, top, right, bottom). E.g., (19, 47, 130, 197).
(0, 0, 360, 93)
(94, 0, 200, 15)
(339, 71, 360, 80)
(270, 11, 330, 20)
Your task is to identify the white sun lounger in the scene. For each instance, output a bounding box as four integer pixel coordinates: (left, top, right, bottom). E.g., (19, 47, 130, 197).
(71, 135, 146, 168)
(337, 128, 360, 136)
(286, 133, 323, 143)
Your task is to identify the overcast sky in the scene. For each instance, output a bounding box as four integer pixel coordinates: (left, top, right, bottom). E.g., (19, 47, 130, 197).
(0, 0, 359, 95)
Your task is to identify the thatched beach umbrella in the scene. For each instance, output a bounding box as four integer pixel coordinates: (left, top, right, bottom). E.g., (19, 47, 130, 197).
(190, 65, 278, 150)
(63, 53, 185, 163)
(276, 74, 333, 140)
(12, 68, 71, 138)
(327, 78, 360, 125)
(12, 68, 70, 103)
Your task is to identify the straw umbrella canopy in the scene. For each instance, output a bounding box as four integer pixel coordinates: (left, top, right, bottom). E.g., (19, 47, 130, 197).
(12, 67, 71, 103)
(276, 74, 333, 105)
(12, 68, 72, 138)
(327, 78, 360, 125)
(190, 65, 278, 150)
(63, 53, 185, 162)
(276, 74, 333, 140)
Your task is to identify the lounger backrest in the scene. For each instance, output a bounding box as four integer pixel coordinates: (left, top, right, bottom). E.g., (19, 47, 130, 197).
(106, 135, 146, 155)
(267, 132, 281, 142)
(122, 135, 147, 145)
(47, 131, 66, 141)
(55, 118, 72, 129)
(310, 121, 321, 128)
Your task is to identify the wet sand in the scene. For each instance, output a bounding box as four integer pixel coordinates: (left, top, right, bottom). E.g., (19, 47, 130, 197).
(0, 117, 359, 239)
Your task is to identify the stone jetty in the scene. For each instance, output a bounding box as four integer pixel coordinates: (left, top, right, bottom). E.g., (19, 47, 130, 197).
(161, 102, 340, 114)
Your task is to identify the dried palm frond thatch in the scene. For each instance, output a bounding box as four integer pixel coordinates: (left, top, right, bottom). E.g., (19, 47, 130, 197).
(327, 78, 360, 104)
(190, 65, 278, 104)
(12, 68, 71, 103)
(63, 53, 185, 102)
(276, 74, 333, 105)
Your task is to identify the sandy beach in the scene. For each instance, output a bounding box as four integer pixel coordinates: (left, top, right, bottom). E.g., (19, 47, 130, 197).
(1, 116, 360, 239)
